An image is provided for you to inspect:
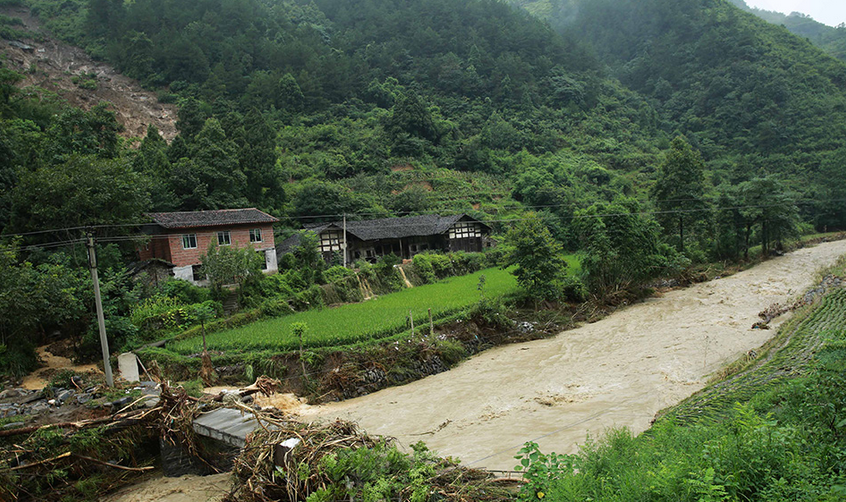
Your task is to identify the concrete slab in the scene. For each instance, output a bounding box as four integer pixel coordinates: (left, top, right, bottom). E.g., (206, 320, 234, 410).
(192, 408, 263, 448)
(118, 352, 139, 382)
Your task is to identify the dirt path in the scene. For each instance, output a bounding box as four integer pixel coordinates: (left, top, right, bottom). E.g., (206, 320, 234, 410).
(20, 345, 102, 390)
(299, 240, 846, 470)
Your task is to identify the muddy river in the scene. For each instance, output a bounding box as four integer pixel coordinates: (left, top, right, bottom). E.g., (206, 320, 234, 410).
(105, 240, 846, 499)
(299, 240, 846, 470)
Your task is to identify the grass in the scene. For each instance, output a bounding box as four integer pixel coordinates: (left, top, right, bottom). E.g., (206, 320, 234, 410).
(168, 267, 519, 354)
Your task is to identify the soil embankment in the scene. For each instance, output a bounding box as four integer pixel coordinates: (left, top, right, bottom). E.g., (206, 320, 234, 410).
(300, 240, 846, 470)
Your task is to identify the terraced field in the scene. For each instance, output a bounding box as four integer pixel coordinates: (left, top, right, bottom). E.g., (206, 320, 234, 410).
(168, 267, 518, 354)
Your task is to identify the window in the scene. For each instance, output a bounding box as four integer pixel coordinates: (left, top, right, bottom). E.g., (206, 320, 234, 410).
(192, 265, 204, 282)
(217, 231, 231, 245)
(182, 234, 197, 249)
(320, 230, 343, 253)
(258, 250, 268, 270)
(448, 222, 481, 239)
(249, 228, 262, 243)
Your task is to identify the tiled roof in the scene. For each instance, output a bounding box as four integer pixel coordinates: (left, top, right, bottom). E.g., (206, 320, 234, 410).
(275, 233, 302, 256)
(305, 213, 486, 241)
(147, 208, 278, 229)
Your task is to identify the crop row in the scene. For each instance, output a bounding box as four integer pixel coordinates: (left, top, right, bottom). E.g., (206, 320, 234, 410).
(168, 267, 518, 354)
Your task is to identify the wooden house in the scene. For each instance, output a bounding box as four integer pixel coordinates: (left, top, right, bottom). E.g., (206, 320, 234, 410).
(277, 213, 494, 264)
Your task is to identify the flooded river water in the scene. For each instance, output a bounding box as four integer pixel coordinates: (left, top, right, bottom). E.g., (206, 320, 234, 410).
(105, 240, 846, 499)
(299, 240, 846, 470)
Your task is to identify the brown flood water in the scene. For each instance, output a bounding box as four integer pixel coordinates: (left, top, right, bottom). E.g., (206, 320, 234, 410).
(299, 240, 846, 470)
(105, 240, 846, 500)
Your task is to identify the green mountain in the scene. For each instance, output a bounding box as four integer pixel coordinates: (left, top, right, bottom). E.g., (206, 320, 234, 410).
(727, 0, 846, 61)
(510, 0, 846, 185)
(4, 0, 846, 241)
(10, 0, 666, 230)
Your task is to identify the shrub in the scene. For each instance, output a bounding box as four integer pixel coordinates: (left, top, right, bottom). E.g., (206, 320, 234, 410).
(324, 265, 355, 283)
(0, 339, 38, 379)
(129, 298, 222, 343)
(429, 253, 453, 278)
(561, 276, 587, 303)
(435, 339, 467, 365)
(157, 279, 211, 304)
(412, 254, 436, 283)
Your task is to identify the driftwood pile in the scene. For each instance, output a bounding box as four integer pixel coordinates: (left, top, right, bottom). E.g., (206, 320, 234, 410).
(0, 376, 283, 501)
(0, 397, 162, 501)
(223, 411, 516, 502)
(2, 374, 515, 501)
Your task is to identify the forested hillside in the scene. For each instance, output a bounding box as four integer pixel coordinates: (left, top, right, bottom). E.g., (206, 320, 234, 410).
(4, 0, 668, 227)
(728, 0, 846, 61)
(3, 0, 846, 374)
(511, 0, 846, 230)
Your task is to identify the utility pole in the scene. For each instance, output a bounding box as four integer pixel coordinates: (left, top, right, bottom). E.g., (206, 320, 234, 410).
(342, 212, 348, 268)
(86, 233, 114, 387)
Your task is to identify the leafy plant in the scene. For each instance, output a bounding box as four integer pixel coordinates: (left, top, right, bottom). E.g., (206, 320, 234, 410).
(514, 441, 569, 500)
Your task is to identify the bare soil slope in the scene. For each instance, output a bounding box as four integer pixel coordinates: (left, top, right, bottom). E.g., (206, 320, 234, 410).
(300, 240, 846, 470)
(1, 6, 176, 141)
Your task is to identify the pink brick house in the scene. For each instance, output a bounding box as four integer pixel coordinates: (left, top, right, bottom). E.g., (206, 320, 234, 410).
(139, 208, 278, 285)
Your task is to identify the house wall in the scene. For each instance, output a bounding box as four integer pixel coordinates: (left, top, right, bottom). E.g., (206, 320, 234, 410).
(164, 223, 276, 268)
(138, 233, 173, 263)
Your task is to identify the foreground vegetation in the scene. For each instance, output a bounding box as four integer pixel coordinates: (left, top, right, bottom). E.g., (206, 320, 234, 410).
(515, 263, 846, 501)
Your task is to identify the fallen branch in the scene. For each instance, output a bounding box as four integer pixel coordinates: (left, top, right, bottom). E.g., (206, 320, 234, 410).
(0, 407, 161, 438)
(2, 452, 71, 472)
(72, 454, 155, 472)
(212, 376, 282, 402)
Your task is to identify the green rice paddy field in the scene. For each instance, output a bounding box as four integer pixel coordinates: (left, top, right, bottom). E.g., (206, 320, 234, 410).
(169, 267, 519, 354)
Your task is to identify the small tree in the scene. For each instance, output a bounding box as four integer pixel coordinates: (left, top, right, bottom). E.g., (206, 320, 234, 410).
(294, 231, 325, 284)
(194, 303, 215, 385)
(501, 214, 568, 306)
(193, 303, 215, 352)
(650, 136, 709, 254)
(200, 242, 263, 291)
(574, 198, 687, 295)
(738, 175, 800, 257)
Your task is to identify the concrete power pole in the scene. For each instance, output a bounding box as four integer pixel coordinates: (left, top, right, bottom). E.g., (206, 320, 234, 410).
(342, 212, 348, 268)
(86, 234, 114, 387)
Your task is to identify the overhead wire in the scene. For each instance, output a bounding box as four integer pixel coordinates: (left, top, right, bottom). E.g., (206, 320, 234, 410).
(3, 194, 843, 254)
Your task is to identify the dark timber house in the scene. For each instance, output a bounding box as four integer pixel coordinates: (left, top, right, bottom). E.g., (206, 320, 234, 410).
(277, 213, 494, 264)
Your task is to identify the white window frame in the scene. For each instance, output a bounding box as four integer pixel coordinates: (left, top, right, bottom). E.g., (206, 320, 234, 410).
(320, 230, 343, 252)
(448, 222, 481, 239)
(182, 234, 197, 249)
(249, 228, 263, 243)
(218, 231, 231, 246)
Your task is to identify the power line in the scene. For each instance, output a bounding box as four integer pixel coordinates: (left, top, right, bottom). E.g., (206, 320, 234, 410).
(4, 195, 843, 252)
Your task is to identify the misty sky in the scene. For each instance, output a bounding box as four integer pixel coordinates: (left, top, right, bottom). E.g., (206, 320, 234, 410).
(744, 0, 846, 27)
